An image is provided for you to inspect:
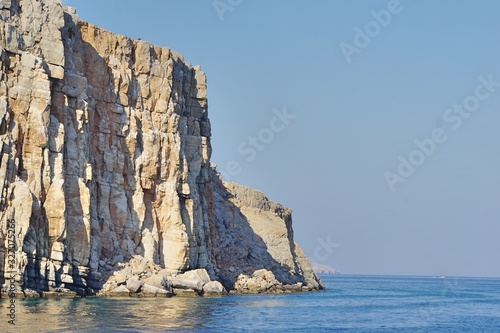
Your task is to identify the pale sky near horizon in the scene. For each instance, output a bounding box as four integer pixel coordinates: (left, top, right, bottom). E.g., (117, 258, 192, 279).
(63, 0, 500, 278)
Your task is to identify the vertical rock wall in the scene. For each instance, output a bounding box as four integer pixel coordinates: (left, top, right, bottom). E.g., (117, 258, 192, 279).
(0, 0, 323, 295)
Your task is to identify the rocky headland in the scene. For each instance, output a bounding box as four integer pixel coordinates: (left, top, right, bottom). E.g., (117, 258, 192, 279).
(0, 0, 324, 298)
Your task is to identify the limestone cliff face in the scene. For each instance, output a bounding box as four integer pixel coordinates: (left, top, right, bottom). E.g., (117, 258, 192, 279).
(0, 0, 323, 296)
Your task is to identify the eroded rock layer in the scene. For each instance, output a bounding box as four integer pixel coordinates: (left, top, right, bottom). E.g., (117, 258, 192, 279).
(0, 0, 323, 296)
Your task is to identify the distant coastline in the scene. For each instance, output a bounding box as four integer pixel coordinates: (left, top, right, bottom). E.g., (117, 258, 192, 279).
(311, 263, 339, 275)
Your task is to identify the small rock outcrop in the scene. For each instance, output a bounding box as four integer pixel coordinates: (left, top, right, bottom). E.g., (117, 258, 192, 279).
(0, 0, 323, 298)
(203, 281, 227, 296)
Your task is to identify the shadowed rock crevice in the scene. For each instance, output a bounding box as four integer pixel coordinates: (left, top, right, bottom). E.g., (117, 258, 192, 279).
(0, 0, 323, 297)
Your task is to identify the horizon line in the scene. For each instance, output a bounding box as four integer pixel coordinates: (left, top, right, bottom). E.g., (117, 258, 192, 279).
(318, 273, 500, 279)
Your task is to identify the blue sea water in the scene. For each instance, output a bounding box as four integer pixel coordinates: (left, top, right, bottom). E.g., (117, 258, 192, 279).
(1, 275, 500, 332)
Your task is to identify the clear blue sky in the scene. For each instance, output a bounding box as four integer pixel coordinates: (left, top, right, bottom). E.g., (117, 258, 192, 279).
(64, 0, 500, 278)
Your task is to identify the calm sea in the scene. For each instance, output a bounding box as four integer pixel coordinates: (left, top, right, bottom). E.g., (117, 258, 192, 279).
(1, 275, 500, 332)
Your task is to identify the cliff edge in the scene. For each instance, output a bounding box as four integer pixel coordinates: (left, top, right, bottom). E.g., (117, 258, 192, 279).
(0, 0, 323, 297)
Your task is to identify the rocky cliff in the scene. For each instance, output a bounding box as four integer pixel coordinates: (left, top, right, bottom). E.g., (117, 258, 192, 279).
(0, 0, 323, 297)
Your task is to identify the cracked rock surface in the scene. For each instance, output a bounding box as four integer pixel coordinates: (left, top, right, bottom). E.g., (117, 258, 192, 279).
(0, 0, 323, 297)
